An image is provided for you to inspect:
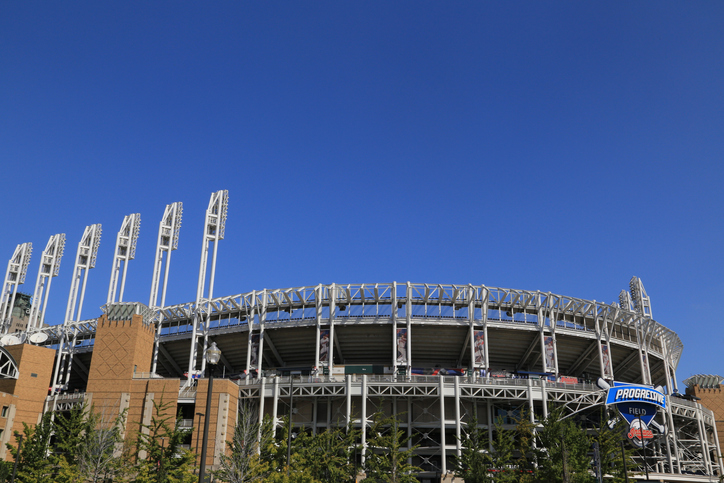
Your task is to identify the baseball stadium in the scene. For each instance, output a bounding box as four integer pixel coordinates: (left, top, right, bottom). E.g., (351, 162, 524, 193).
(0, 190, 720, 482)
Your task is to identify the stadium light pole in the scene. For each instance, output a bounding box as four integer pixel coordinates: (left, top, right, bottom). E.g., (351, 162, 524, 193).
(198, 342, 221, 483)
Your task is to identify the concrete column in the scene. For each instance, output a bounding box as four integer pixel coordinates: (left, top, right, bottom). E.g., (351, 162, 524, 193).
(258, 378, 266, 433)
(439, 375, 446, 474)
(272, 377, 279, 429)
(407, 397, 413, 466)
(487, 399, 493, 453)
(541, 378, 548, 418)
(454, 376, 461, 458)
(327, 396, 332, 430)
(361, 374, 368, 464)
(527, 378, 535, 423)
(346, 374, 352, 427)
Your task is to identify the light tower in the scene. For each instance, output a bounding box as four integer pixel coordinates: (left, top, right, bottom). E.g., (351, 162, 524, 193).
(618, 289, 634, 311)
(52, 224, 102, 391)
(107, 213, 141, 304)
(27, 234, 66, 332)
(629, 276, 652, 318)
(0, 242, 33, 335)
(149, 202, 183, 374)
(185, 190, 228, 387)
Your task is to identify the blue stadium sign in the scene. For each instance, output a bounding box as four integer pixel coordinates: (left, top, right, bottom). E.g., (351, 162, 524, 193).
(606, 384, 666, 410)
(605, 382, 666, 448)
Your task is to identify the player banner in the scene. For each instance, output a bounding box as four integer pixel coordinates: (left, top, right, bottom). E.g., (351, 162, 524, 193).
(544, 336, 556, 373)
(319, 329, 330, 364)
(474, 330, 485, 366)
(601, 343, 612, 379)
(396, 328, 408, 364)
(249, 334, 260, 368)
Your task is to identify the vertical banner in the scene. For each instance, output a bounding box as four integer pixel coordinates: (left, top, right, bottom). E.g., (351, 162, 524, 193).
(544, 336, 556, 373)
(319, 329, 330, 365)
(474, 330, 486, 367)
(396, 328, 408, 364)
(601, 343, 613, 379)
(250, 334, 260, 368)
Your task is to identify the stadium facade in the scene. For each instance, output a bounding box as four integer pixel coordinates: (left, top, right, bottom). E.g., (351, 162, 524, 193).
(0, 190, 721, 482)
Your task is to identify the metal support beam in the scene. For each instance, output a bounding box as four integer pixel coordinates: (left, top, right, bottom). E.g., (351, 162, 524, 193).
(159, 344, 184, 376)
(516, 335, 540, 370)
(566, 341, 598, 375)
(264, 333, 285, 367)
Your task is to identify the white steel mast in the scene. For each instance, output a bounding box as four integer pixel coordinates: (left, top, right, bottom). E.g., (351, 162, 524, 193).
(185, 190, 228, 387)
(107, 213, 141, 304)
(52, 224, 101, 391)
(27, 234, 66, 332)
(149, 202, 183, 374)
(0, 243, 32, 335)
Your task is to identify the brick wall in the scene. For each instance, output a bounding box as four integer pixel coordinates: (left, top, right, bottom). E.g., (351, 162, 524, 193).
(690, 384, 724, 454)
(0, 344, 55, 460)
(193, 378, 239, 468)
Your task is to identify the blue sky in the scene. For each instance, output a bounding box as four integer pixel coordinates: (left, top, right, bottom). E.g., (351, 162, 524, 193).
(1, 2, 722, 388)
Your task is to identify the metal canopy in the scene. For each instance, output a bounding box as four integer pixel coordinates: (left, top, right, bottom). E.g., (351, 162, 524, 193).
(0, 346, 19, 379)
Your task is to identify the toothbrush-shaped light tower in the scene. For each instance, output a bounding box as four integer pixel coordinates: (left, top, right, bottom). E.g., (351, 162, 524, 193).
(27, 234, 65, 332)
(149, 202, 183, 374)
(0, 243, 33, 334)
(186, 190, 228, 387)
(52, 224, 101, 391)
(107, 214, 141, 304)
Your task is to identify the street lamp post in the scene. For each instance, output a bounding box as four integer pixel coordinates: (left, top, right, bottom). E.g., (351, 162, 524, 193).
(198, 342, 221, 483)
(194, 412, 205, 475)
(10, 434, 23, 483)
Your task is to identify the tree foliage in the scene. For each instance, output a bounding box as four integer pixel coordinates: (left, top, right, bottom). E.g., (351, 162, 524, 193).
(215, 401, 273, 483)
(294, 422, 359, 483)
(536, 408, 594, 483)
(132, 396, 196, 483)
(364, 412, 421, 483)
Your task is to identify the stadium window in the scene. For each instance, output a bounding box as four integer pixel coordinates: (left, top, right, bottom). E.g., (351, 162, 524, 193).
(1, 406, 7, 418)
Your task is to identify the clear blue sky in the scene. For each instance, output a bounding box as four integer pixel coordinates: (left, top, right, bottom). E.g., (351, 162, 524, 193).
(1, 2, 722, 388)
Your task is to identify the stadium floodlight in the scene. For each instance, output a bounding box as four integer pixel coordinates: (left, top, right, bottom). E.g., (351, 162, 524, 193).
(107, 213, 141, 304)
(0, 243, 32, 334)
(186, 190, 229, 387)
(52, 224, 101, 391)
(149, 202, 183, 375)
(27, 234, 65, 331)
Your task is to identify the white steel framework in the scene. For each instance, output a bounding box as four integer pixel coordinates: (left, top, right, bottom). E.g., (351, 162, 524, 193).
(186, 190, 228, 386)
(3, 192, 716, 480)
(107, 213, 141, 304)
(27, 234, 66, 332)
(149, 202, 183, 374)
(52, 224, 101, 391)
(0, 242, 32, 335)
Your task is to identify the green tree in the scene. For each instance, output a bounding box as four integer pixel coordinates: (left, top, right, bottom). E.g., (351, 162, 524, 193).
(6, 413, 54, 483)
(215, 401, 273, 483)
(513, 410, 538, 483)
(487, 417, 518, 483)
(78, 403, 128, 483)
(536, 408, 594, 483)
(295, 423, 360, 483)
(452, 414, 494, 483)
(364, 412, 421, 483)
(591, 413, 635, 483)
(132, 397, 195, 483)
